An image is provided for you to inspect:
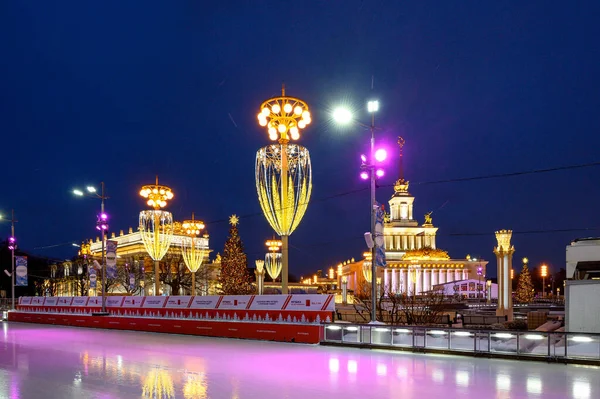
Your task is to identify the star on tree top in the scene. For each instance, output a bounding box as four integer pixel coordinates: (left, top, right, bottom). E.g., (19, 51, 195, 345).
(229, 214, 239, 226)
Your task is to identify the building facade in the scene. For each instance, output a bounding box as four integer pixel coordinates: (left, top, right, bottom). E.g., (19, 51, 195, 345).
(340, 138, 488, 295)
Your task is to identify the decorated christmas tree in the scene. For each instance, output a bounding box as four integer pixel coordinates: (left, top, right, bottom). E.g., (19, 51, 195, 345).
(516, 262, 535, 303)
(217, 215, 253, 295)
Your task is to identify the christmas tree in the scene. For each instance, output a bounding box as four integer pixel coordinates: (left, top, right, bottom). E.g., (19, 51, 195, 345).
(217, 215, 253, 295)
(516, 263, 535, 303)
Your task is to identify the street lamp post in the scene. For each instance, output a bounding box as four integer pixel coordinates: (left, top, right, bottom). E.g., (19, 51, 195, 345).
(477, 266, 483, 301)
(255, 85, 313, 295)
(541, 264, 548, 298)
(333, 100, 384, 323)
(2, 210, 18, 311)
(73, 183, 109, 313)
(181, 213, 206, 296)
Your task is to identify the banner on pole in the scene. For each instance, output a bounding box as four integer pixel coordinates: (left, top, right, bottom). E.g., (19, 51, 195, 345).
(106, 240, 118, 279)
(374, 203, 387, 268)
(89, 267, 97, 289)
(129, 273, 135, 291)
(15, 256, 28, 286)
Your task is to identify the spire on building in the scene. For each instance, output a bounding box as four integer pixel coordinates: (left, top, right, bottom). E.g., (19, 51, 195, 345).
(393, 136, 410, 195)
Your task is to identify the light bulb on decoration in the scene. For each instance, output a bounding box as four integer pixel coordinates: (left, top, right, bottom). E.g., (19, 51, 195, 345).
(259, 118, 268, 127)
(257, 87, 310, 143)
(283, 103, 292, 113)
(271, 104, 281, 114)
(291, 130, 300, 140)
(294, 106, 303, 115)
(139, 176, 174, 210)
(375, 148, 387, 162)
(360, 171, 369, 180)
(278, 124, 287, 133)
(261, 107, 270, 117)
(376, 169, 385, 178)
(298, 120, 306, 129)
(269, 132, 278, 141)
(360, 154, 367, 163)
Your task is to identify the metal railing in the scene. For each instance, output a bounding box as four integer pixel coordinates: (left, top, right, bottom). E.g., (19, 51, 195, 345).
(322, 323, 600, 363)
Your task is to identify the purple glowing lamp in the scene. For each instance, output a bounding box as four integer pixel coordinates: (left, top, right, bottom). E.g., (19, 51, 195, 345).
(375, 148, 387, 162)
(360, 171, 369, 180)
(8, 236, 16, 250)
(360, 154, 367, 163)
(375, 169, 385, 178)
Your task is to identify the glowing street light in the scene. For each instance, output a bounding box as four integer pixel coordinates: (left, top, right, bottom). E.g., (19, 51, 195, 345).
(180, 213, 206, 296)
(541, 264, 548, 298)
(333, 100, 386, 323)
(265, 238, 283, 282)
(72, 182, 109, 314)
(139, 176, 175, 296)
(255, 85, 312, 294)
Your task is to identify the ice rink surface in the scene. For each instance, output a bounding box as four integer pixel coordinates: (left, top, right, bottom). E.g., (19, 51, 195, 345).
(1, 322, 598, 399)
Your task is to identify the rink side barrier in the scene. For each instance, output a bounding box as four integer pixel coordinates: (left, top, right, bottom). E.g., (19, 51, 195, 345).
(321, 323, 600, 365)
(9, 295, 335, 344)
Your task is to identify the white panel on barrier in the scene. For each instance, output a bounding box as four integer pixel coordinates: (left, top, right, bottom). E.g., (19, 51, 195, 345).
(141, 297, 167, 308)
(20, 297, 32, 305)
(284, 295, 335, 311)
(105, 296, 126, 307)
(87, 297, 102, 307)
(189, 296, 221, 309)
(30, 297, 45, 306)
(122, 297, 143, 308)
(250, 295, 289, 310)
(217, 295, 254, 310)
(44, 297, 59, 306)
(72, 297, 89, 307)
(57, 297, 74, 306)
(165, 296, 193, 309)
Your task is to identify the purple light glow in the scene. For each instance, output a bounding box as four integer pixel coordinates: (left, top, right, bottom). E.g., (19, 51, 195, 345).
(360, 154, 367, 163)
(375, 149, 387, 162)
(360, 171, 369, 180)
(376, 169, 385, 177)
(100, 213, 108, 220)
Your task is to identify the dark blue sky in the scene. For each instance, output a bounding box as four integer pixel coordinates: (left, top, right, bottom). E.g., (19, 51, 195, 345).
(1, 1, 599, 278)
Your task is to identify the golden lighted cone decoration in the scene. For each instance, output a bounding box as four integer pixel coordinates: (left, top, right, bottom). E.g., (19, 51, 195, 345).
(265, 239, 283, 282)
(142, 368, 175, 399)
(255, 86, 312, 294)
(139, 176, 174, 296)
(362, 252, 373, 283)
(494, 229, 515, 321)
(255, 259, 265, 295)
(181, 213, 206, 296)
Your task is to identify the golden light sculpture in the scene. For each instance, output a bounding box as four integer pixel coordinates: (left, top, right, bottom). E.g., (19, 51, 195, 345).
(255, 259, 265, 295)
(142, 368, 175, 399)
(256, 86, 312, 294)
(181, 212, 206, 296)
(265, 238, 283, 282)
(139, 176, 175, 296)
(362, 252, 373, 283)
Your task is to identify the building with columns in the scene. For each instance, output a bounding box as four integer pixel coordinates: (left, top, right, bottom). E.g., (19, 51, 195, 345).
(339, 138, 488, 295)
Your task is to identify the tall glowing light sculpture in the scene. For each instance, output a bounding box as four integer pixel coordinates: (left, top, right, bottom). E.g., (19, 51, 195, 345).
(362, 251, 373, 283)
(255, 260, 265, 295)
(265, 238, 283, 283)
(256, 86, 312, 294)
(181, 213, 206, 296)
(494, 229, 514, 321)
(139, 176, 174, 296)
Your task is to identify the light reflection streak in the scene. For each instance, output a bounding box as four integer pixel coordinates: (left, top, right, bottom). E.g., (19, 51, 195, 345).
(496, 374, 510, 391)
(573, 380, 591, 399)
(527, 377, 542, 394)
(456, 371, 469, 387)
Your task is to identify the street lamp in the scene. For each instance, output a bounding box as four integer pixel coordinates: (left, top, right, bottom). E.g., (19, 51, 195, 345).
(265, 239, 282, 283)
(73, 183, 109, 314)
(139, 176, 175, 296)
(477, 266, 483, 300)
(255, 85, 312, 294)
(541, 264, 548, 298)
(332, 100, 384, 323)
(0, 211, 17, 310)
(181, 213, 206, 296)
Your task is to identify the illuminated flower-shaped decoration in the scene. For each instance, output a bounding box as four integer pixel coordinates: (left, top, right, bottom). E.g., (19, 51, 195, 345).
(257, 85, 311, 142)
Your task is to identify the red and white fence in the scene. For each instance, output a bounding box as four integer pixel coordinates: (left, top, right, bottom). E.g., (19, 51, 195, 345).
(17, 294, 335, 324)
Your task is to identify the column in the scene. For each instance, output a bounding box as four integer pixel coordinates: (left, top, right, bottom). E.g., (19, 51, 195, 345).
(400, 269, 407, 294)
(447, 269, 454, 283)
(455, 269, 461, 281)
(462, 269, 468, 280)
(432, 269, 439, 287)
(416, 270, 422, 294)
(495, 230, 514, 321)
(391, 269, 397, 293)
(439, 269, 446, 284)
(407, 269, 413, 295)
(431, 235, 436, 249)
(423, 269, 431, 293)
(384, 269, 389, 293)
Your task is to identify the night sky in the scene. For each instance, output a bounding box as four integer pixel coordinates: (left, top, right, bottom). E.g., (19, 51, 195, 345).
(1, 1, 599, 279)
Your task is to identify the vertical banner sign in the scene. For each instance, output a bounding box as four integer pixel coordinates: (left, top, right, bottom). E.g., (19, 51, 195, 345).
(374, 203, 387, 268)
(106, 240, 118, 279)
(129, 273, 135, 291)
(89, 267, 97, 289)
(15, 256, 28, 286)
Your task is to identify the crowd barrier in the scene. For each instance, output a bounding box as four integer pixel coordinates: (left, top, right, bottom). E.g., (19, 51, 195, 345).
(17, 294, 335, 324)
